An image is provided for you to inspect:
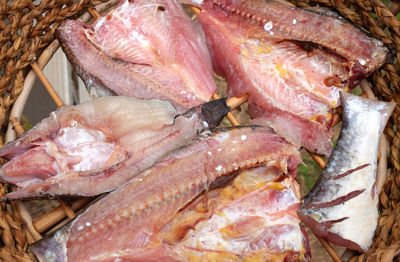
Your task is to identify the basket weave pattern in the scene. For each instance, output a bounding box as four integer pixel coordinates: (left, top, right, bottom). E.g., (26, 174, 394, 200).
(0, 0, 399, 261)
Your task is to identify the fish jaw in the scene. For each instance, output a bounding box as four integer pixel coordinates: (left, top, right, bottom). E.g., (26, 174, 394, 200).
(170, 168, 310, 261)
(57, 0, 216, 111)
(299, 93, 395, 252)
(1, 97, 230, 199)
(30, 127, 301, 261)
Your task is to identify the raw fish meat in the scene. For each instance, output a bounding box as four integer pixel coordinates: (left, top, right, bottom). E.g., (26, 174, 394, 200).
(298, 92, 395, 252)
(162, 166, 310, 261)
(30, 126, 302, 261)
(196, 0, 388, 156)
(57, 0, 216, 112)
(0, 97, 229, 200)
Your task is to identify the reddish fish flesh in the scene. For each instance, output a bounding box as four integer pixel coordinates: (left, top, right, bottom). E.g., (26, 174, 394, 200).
(298, 92, 395, 252)
(161, 166, 311, 261)
(30, 127, 302, 261)
(196, 0, 387, 156)
(196, 0, 387, 86)
(0, 97, 229, 200)
(57, 0, 216, 112)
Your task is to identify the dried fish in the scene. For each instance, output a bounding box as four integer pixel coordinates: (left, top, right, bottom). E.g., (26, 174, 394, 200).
(195, 0, 388, 156)
(30, 127, 301, 261)
(298, 92, 395, 252)
(57, 0, 216, 112)
(163, 166, 310, 261)
(0, 97, 229, 200)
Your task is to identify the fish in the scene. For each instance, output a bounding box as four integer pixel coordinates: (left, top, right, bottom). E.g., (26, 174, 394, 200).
(161, 166, 311, 261)
(0, 97, 230, 200)
(298, 92, 395, 252)
(57, 0, 217, 112)
(30, 126, 302, 261)
(195, 0, 388, 156)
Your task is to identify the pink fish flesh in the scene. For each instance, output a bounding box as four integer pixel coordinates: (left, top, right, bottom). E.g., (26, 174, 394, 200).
(298, 92, 395, 252)
(199, 0, 387, 85)
(57, 0, 217, 112)
(196, 0, 388, 156)
(161, 166, 311, 261)
(30, 126, 302, 261)
(0, 97, 229, 200)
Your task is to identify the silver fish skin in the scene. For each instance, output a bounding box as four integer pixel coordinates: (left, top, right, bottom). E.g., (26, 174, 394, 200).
(298, 92, 395, 252)
(0, 97, 229, 200)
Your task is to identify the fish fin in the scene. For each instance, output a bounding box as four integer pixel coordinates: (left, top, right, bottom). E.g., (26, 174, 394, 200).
(304, 189, 365, 209)
(201, 98, 231, 128)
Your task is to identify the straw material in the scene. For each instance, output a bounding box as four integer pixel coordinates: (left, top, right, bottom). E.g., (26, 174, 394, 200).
(0, 0, 399, 261)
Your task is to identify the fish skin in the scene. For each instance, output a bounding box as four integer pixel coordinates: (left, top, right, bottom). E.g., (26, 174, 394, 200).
(57, 0, 216, 112)
(160, 166, 311, 261)
(298, 92, 395, 252)
(0, 97, 229, 200)
(30, 127, 302, 261)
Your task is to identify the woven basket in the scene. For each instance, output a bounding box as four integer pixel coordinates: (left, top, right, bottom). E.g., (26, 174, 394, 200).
(0, 0, 399, 261)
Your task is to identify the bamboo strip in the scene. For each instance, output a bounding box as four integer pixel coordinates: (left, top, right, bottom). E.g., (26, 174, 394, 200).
(9, 117, 25, 136)
(58, 200, 77, 220)
(319, 238, 343, 262)
(226, 94, 248, 109)
(88, 7, 101, 19)
(30, 61, 65, 107)
(33, 198, 92, 233)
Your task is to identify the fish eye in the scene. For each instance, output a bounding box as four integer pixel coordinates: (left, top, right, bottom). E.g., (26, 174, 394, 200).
(157, 5, 166, 11)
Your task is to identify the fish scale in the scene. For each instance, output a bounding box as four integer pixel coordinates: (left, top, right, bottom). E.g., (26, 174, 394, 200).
(298, 92, 395, 252)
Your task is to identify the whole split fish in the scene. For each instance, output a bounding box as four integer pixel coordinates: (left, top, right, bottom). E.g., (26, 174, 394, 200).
(57, 0, 217, 112)
(0, 97, 229, 200)
(298, 92, 395, 252)
(30, 126, 302, 261)
(195, 0, 388, 156)
(161, 166, 311, 261)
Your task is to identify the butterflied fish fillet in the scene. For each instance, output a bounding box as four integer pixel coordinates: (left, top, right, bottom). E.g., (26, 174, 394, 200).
(57, 0, 216, 112)
(196, 0, 388, 156)
(30, 127, 301, 261)
(160, 166, 310, 261)
(0, 97, 229, 200)
(298, 92, 395, 252)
